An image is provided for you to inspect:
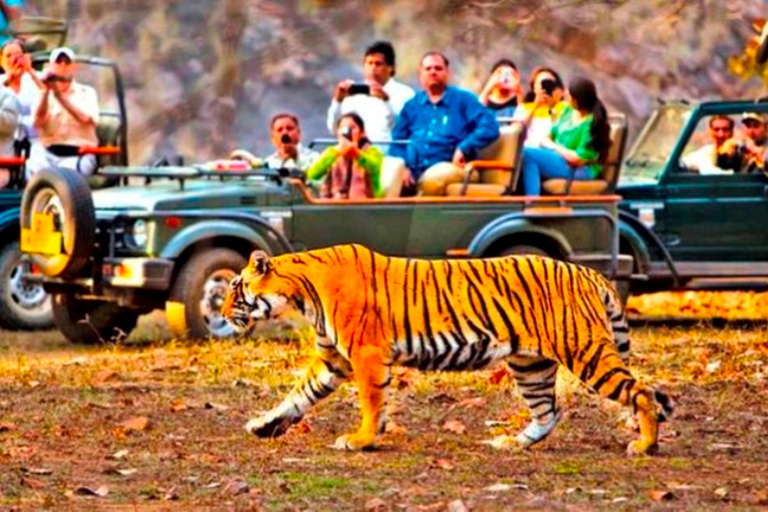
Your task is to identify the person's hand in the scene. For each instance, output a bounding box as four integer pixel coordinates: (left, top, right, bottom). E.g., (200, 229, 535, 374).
(368, 80, 389, 101)
(20, 54, 32, 73)
(402, 167, 415, 187)
(719, 137, 740, 155)
(534, 91, 552, 109)
(452, 148, 466, 167)
(338, 134, 355, 156)
(333, 79, 353, 102)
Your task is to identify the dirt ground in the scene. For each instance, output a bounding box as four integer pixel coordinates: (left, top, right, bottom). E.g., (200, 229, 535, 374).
(1, 302, 768, 511)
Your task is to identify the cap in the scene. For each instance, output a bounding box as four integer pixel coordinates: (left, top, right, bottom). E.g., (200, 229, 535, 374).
(49, 47, 75, 64)
(742, 112, 768, 124)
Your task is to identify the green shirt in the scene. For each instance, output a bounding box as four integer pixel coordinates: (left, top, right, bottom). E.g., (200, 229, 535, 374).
(551, 105, 601, 178)
(306, 145, 384, 198)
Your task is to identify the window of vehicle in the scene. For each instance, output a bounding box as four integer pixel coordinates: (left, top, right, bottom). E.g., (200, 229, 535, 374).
(619, 104, 691, 185)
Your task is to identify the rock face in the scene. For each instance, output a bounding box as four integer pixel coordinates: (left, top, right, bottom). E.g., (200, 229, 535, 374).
(27, 0, 768, 164)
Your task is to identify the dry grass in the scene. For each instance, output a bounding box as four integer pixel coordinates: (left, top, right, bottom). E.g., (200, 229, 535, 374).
(1, 298, 767, 510)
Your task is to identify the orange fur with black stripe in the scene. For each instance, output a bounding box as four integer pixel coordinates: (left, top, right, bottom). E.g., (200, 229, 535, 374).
(222, 244, 673, 454)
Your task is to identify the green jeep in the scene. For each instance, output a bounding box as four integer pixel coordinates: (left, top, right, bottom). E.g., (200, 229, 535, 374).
(19, 129, 632, 342)
(0, 19, 129, 330)
(615, 99, 768, 296)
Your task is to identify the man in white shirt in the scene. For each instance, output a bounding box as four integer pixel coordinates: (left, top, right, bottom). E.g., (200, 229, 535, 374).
(29, 46, 100, 177)
(682, 115, 735, 175)
(327, 41, 415, 145)
(264, 113, 319, 171)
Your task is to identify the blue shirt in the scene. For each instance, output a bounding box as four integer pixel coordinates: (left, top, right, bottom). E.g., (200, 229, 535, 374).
(390, 86, 500, 178)
(0, 0, 23, 45)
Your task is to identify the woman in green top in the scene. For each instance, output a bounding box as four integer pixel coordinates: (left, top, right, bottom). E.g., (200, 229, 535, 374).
(520, 77, 611, 195)
(306, 112, 383, 200)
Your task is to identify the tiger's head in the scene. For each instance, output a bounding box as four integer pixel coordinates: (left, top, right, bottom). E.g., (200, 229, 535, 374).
(222, 250, 305, 333)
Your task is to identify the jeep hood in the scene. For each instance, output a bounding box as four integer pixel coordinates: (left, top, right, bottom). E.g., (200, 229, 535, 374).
(91, 179, 278, 211)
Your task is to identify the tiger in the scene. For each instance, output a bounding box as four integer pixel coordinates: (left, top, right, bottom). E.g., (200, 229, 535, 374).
(222, 244, 674, 455)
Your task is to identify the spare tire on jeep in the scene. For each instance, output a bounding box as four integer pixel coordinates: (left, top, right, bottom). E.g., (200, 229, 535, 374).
(20, 169, 96, 279)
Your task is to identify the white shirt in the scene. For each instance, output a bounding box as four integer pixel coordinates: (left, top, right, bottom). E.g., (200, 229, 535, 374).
(265, 144, 319, 172)
(326, 77, 415, 144)
(682, 144, 733, 175)
(33, 81, 100, 147)
(1, 72, 41, 140)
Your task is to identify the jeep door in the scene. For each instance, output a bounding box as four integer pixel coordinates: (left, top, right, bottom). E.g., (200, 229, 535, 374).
(290, 200, 415, 255)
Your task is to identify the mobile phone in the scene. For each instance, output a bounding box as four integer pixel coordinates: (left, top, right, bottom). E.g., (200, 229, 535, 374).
(540, 78, 556, 96)
(348, 83, 370, 96)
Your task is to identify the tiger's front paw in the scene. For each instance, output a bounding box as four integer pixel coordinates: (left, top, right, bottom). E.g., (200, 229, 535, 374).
(333, 433, 377, 451)
(626, 439, 658, 456)
(245, 414, 294, 438)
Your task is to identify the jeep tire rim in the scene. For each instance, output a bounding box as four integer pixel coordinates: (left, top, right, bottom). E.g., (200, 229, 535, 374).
(8, 260, 48, 311)
(200, 268, 236, 338)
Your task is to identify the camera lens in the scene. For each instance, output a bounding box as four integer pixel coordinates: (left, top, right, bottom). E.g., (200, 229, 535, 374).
(280, 134, 291, 144)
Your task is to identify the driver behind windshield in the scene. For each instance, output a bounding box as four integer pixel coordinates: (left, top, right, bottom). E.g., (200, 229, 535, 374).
(682, 115, 735, 175)
(28, 47, 100, 177)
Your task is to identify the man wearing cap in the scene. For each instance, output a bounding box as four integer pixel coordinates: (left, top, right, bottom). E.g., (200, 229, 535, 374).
(738, 111, 767, 172)
(28, 46, 100, 177)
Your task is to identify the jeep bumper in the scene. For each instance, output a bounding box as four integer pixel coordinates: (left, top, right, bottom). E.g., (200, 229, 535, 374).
(101, 258, 174, 290)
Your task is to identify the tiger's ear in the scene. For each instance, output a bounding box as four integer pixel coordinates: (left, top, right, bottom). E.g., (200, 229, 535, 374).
(247, 250, 271, 275)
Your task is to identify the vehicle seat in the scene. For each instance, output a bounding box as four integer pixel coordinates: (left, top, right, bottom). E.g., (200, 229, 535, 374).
(445, 121, 526, 197)
(380, 156, 405, 198)
(542, 113, 628, 195)
(89, 116, 124, 189)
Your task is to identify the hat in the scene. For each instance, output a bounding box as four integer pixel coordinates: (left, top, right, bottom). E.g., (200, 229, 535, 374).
(742, 112, 768, 124)
(49, 47, 75, 63)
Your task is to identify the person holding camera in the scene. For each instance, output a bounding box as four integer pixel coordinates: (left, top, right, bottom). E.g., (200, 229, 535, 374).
(520, 76, 611, 195)
(28, 47, 100, 177)
(717, 112, 768, 174)
(478, 59, 524, 119)
(513, 67, 567, 148)
(682, 115, 736, 175)
(327, 41, 415, 145)
(1, 39, 44, 141)
(307, 112, 383, 200)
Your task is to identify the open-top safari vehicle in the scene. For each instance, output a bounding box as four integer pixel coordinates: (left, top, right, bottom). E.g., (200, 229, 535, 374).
(19, 124, 634, 343)
(0, 18, 129, 330)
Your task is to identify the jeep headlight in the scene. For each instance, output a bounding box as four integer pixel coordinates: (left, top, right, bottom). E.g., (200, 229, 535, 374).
(130, 219, 148, 248)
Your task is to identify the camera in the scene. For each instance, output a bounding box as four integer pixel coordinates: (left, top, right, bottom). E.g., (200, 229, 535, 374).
(341, 126, 353, 141)
(348, 83, 370, 96)
(540, 78, 557, 96)
(280, 133, 292, 144)
(43, 74, 69, 85)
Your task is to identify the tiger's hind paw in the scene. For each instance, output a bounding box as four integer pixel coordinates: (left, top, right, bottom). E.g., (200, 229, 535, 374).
(245, 414, 293, 438)
(332, 433, 377, 451)
(481, 435, 526, 451)
(626, 439, 658, 456)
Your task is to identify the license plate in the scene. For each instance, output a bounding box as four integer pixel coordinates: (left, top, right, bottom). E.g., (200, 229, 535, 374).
(20, 212, 63, 255)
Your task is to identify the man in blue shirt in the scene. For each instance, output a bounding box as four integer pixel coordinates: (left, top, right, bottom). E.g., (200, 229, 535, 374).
(0, 0, 23, 46)
(390, 51, 499, 196)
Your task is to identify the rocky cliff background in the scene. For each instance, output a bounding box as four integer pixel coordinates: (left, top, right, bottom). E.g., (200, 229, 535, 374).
(25, 0, 768, 165)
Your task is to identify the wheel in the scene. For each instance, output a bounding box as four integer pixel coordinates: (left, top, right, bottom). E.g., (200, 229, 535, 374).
(20, 169, 95, 278)
(500, 244, 551, 257)
(0, 241, 53, 330)
(51, 292, 139, 344)
(166, 248, 247, 340)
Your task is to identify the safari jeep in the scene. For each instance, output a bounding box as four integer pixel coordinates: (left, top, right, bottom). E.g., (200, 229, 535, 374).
(19, 124, 632, 343)
(614, 99, 768, 296)
(0, 19, 128, 330)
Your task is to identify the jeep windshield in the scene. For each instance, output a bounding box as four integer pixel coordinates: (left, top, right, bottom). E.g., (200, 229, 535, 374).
(619, 103, 692, 186)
